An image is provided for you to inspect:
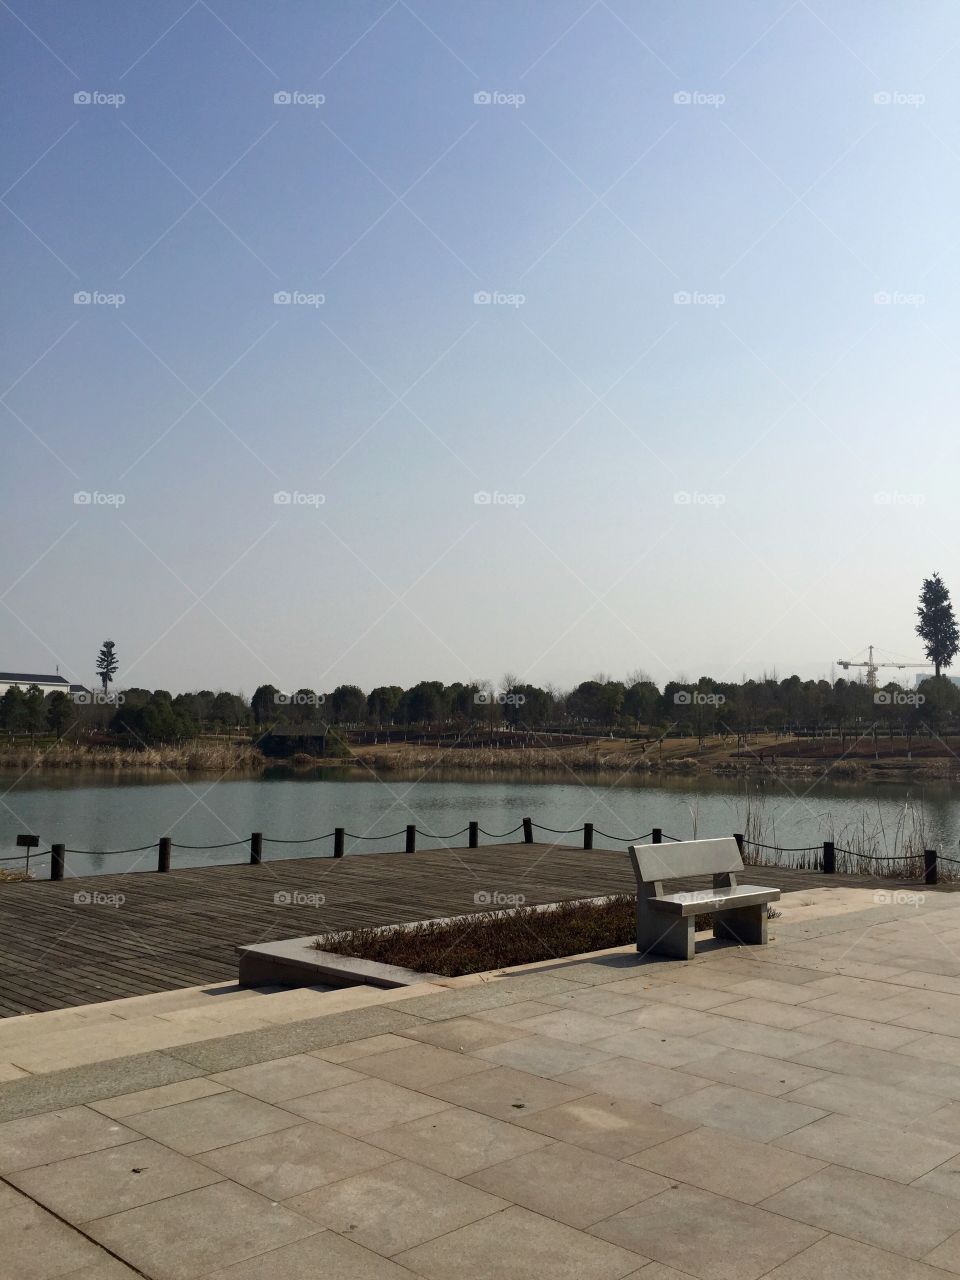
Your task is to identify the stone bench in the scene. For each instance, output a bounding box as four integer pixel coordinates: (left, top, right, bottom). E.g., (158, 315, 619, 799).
(627, 836, 780, 960)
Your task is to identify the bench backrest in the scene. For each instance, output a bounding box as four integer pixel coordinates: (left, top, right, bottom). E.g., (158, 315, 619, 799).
(627, 837, 743, 885)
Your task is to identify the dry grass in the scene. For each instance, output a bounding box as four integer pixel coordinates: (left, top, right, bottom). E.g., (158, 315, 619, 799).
(737, 792, 955, 881)
(0, 740, 262, 773)
(357, 744, 660, 773)
(317, 897, 638, 974)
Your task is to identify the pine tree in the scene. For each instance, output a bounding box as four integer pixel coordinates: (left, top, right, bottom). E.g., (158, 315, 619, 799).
(916, 574, 959, 677)
(96, 639, 119, 694)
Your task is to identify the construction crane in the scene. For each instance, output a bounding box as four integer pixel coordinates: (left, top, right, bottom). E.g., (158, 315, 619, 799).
(837, 644, 929, 689)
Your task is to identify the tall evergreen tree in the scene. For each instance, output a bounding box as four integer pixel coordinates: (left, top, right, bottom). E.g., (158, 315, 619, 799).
(95, 640, 119, 694)
(916, 573, 959, 677)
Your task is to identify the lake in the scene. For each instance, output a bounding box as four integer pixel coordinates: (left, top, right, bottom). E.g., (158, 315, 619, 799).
(1, 768, 957, 878)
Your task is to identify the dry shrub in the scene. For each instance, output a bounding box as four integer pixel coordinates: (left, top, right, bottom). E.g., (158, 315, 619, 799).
(317, 896, 641, 976)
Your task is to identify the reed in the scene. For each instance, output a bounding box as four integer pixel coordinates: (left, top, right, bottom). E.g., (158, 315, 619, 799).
(734, 790, 948, 880)
(0, 740, 262, 773)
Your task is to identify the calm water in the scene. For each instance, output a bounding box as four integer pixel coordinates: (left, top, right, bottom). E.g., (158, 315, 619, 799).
(1, 769, 958, 878)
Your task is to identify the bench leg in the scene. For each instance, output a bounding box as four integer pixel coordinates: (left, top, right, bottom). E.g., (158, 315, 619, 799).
(713, 904, 768, 946)
(637, 903, 694, 960)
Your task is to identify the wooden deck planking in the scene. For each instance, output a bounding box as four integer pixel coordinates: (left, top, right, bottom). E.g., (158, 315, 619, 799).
(0, 841, 941, 1016)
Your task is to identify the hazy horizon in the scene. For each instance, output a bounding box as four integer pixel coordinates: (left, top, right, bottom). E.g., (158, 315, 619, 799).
(3, 2, 957, 694)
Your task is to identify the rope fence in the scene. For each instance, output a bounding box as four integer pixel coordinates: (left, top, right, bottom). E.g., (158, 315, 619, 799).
(262, 832, 336, 845)
(743, 840, 822, 854)
(1, 819, 950, 887)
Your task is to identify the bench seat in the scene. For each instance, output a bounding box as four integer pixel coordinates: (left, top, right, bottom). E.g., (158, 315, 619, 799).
(650, 884, 781, 916)
(627, 836, 779, 959)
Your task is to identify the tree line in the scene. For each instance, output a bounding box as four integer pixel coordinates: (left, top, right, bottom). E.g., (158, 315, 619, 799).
(4, 671, 960, 742)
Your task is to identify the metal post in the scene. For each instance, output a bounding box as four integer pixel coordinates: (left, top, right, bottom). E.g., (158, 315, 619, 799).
(158, 836, 171, 873)
(583, 822, 594, 850)
(924, 848, 938, 886)
(250, 832, 263, 865)
(651, 827, 662, 844)
(334, 827, 345, 858)
(522, 816, 533, 843)
(405, 824, 416, 853)
(822, 840, 835, 874)
(733, 832, 744, 858)
(51, 843, 65, 881)
(468, 821, 479, 848)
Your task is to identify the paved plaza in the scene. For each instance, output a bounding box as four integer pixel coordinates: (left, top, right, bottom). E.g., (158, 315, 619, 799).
(6, 885, 960, 1277)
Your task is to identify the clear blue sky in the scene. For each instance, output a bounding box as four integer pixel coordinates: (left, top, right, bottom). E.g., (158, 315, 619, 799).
(2, 1, 958, 695)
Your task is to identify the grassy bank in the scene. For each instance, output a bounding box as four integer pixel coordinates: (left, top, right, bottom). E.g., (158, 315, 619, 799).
(354, 739, 960, 780)
(2, 732, 957, 781)
(0, 740, 264, 773)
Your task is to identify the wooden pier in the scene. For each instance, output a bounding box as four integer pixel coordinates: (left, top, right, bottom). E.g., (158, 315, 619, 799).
(0, 842, 939, 1016)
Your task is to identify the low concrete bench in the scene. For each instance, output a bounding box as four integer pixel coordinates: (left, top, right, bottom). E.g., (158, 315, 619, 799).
(627, 836, 780, 960)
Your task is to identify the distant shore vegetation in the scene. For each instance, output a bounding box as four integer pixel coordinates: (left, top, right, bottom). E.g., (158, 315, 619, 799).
(2, 670, 960, 748)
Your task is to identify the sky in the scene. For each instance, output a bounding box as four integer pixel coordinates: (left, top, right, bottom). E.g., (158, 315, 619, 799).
(2, 0, 959, 697)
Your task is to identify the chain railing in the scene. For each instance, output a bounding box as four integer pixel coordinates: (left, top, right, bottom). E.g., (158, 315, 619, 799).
(0, 820, 948, 886)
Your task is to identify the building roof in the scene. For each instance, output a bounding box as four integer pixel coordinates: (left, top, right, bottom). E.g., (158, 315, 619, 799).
(0, 673, 71, 686)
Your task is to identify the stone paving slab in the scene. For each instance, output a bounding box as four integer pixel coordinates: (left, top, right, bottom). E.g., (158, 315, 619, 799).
(590, 1183, 824, 1279)
(395, 1204, 645, 1280)
(762, 1163, 960, 1259)
(0, 1050, 206, 1122)
(165, 1004, 427, 1072)
(9, 1137, 222, 1222)
(196, 1121, 396, 1200)
(288, 1158, 507, 1254)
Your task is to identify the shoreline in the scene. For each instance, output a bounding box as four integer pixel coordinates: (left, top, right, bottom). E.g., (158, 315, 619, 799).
(0, 739, 958, 784)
